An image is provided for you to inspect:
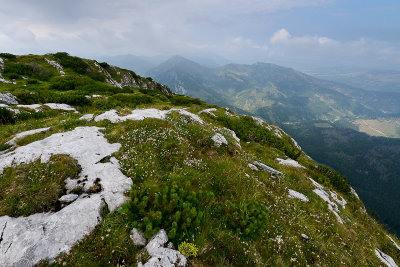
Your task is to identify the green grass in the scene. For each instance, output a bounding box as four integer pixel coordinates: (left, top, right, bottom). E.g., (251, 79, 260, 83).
(1, 53, 400, 266)
(0, 154, 81, 217)
(37, 212, 145, 266)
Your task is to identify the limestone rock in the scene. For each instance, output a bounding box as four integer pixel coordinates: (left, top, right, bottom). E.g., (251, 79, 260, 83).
(301, 233, 309, 240)
(248, 163, 259, 171)
(0, 92, 18, 105)
(253, 161, 282, 176)
(79, 114, 94, 121)
(211, 133, 228, 147)
(0, 127, 132, 266)
(139, 229, 187, 267)
(59, 194, 79, 203)
(131, 228, 146, 246)
(288, 189, 309, 202)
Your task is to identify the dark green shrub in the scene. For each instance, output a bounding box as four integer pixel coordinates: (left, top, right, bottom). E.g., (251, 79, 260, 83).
(28, 62, 52, 80)
(87, 71, 105, 82)
(14, 89, 90, 107)
(0, 53, 17, 60)
(16, 110, 58, 121)
(130, 71, 138, 80)
(3, 62, 52, 80)
(55, 94, 90, 106)
(26, 79, 39, 84)
(49, 76, 85, 91)
(53, 52, 88, 74)
(111, 93, 153, 107)
(122, 175, 214, 241)
(13, 90, 49, 104)
(217, 115, 302, 159)
(98, 62, 110, 68)
(170, 95, 203, 106)
(218, 200, 269, 238)
(0, 108, 15, 124)
(314, 164, 351, 195)
(5, 73, 19, 80)
(3, 63, 30, 75)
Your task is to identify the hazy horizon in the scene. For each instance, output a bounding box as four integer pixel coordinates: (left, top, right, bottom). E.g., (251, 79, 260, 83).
(1, 0, 399, 72)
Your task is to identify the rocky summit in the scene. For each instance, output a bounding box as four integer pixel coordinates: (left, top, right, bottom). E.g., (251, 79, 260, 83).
(0, 53, 400, 266)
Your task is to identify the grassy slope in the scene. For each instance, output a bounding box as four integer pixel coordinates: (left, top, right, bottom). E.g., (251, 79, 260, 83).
(0, 53, 400, 266)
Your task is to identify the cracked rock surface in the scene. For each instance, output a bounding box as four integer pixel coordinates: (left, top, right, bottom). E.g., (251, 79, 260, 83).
(138, 230, 187, 267)
(0, 126, 132, 266)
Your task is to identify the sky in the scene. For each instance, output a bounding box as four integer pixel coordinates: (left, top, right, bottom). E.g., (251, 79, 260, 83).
(0, 0, 399, 71)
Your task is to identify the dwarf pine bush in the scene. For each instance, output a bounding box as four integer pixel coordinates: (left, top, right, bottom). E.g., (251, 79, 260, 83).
(218, 199, 269, 238)
(122, 175, 215, 241)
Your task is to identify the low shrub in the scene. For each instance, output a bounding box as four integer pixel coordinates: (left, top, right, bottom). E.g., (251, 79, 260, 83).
(217, 115, 302, 159)
(170, 95, 203, 106)
(16, 110, 58, 121)
(49, 76, 84, 91)
(87, 71, 106, 82)
(3, 62, 52, 80)
(121, 175, 215, 242)
(53, 52, 88, 74)
(314, 164, 351, 195)
(26, 79, 39, 84)
(111, 93, 153, 107)
(0, 108, 15, 124)
(0, 53, 17, 60)
(217, 200, 269, 238)
(98, 62, 110, 68)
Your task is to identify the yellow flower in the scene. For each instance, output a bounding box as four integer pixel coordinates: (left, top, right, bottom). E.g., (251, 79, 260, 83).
(178, 241, 198, 258)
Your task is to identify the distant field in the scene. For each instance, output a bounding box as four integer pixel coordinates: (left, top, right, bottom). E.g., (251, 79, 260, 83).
(354, 118, 400, 138)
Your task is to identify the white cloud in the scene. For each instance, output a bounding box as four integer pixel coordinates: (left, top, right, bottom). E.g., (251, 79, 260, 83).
(228, 37, 269, 51)
(270, 28, 338, 46)
(270, 29, 292, 44)
(265, 28, 400, 69)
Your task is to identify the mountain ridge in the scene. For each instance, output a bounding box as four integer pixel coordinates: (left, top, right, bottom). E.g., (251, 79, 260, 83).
(148, 55, 400, 125)
(1, 53, 400, 266)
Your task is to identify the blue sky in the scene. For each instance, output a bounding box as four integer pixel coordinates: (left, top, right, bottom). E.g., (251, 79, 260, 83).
(0, 0, 399, 70)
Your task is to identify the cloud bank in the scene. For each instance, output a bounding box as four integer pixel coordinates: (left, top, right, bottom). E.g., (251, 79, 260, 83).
(0, 0, 399, 70)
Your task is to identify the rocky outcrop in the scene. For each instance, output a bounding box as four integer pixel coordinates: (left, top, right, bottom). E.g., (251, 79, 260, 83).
(211, 133, 228, 147)
(277, 158, 305, 168)
(94, 108, 204, 124)
(45, 58, 65, 76)
(137, 230, 187, 267)
(253, 161, 283, 176)
(375, 248, 398, 267)
(288, 189, 309, 202)
(309, 177, 345, 224)
(0, 57, 4, 76)
(130, 228, 146, 247)
(0, 92, 18, 105)
(0, 127, 132, 266)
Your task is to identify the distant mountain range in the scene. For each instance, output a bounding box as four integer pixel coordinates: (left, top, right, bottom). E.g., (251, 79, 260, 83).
(97, 54, 231, 76)
(147, 55, 400, 125)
